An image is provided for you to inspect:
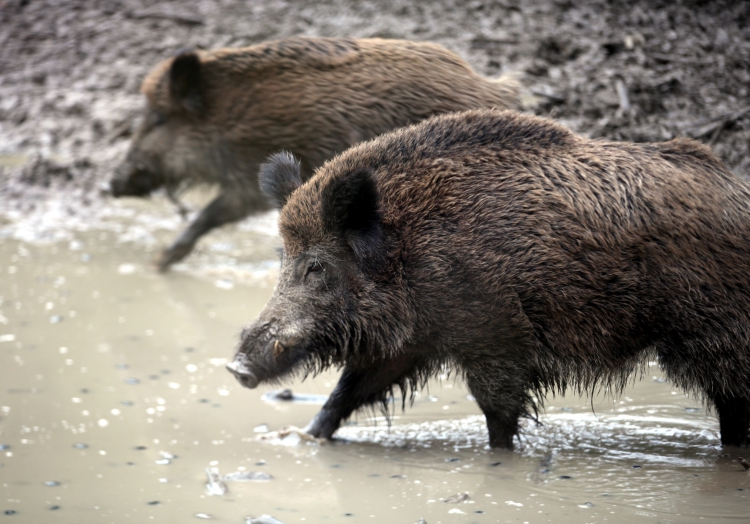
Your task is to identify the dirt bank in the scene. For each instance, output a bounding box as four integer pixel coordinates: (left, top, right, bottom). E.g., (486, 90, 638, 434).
(1, 0, 748, 215)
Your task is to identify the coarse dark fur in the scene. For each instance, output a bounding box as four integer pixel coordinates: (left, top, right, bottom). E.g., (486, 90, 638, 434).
(109, 36, 523, 271)
(227, 109, 750, 449)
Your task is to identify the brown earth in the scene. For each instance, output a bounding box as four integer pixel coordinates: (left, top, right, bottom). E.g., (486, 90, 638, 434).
(0, 0, 748, 214)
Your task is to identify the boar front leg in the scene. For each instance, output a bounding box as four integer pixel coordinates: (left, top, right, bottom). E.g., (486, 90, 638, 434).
(158, 189, 268, 271)
(305, 353, 427, 440)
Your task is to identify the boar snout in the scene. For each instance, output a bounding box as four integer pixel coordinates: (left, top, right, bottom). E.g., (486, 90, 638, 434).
(229, 318, 308, 388)
(226, 354, 260, 389)
(110, 161, 162, 198)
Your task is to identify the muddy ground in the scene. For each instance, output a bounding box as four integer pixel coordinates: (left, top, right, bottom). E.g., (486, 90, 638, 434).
(1, 0, 749, 213)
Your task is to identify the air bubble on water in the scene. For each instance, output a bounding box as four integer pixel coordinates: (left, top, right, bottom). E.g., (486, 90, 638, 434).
(155, 459, 171, 465)
(223, 471, 272, 482)
(45, 481, 60, 487)
(50, 315, 63, 323)
(73, 443, 88, 449)
(215, 279, 234, 290)
(118, 264, 136, 275)
(195, 513, 212, 519)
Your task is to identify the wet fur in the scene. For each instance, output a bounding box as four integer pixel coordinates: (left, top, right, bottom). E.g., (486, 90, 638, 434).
(247, 109, 750, 448)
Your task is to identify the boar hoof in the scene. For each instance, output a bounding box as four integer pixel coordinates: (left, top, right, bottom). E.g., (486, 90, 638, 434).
(157, 242, 194, 272)
(303, 409, 341, 440)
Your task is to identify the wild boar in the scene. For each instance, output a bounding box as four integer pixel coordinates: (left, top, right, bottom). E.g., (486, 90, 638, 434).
(227, 109, 750, 449)
(109, 36, 523, 271)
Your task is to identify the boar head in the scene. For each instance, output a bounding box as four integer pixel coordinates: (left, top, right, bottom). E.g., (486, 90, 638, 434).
(227, 152, 411, 389)
(110, 50, 213, 198)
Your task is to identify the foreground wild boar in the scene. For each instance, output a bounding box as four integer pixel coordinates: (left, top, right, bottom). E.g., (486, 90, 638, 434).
(110, 36, 522, 271)
(227, 109, 750, 449)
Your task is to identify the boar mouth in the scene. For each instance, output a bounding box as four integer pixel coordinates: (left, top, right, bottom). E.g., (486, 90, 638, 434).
(226, 356, 260, 389)
(110, 166, 163, 197)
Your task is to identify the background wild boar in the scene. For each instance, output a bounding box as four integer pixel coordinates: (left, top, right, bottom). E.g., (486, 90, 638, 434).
(109, 36, 522, 270)
(227, 109, 750, 449)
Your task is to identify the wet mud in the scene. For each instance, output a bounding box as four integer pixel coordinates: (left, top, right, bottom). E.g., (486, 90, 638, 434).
(1, 0, 749, 215)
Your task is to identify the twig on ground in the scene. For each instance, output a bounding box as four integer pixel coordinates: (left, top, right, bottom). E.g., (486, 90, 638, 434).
(125, 10, 203, 26)
(690, 105, 750, 140)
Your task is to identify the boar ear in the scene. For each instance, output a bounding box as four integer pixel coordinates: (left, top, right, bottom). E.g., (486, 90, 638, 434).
(169, 51, 202, 113)
(322, 167, 381, 254)
(259, 152, 303, 209)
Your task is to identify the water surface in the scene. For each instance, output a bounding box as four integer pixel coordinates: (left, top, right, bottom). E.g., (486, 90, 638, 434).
(0, 197, 747, 523)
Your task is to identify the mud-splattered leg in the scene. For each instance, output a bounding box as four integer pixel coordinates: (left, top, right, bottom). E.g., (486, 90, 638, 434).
(305, 353, 427, 439)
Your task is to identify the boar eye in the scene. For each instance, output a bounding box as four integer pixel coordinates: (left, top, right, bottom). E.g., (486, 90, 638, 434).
(306, 261, 323, 277)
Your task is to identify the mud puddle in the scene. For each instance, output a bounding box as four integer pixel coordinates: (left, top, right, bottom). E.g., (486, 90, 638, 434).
(1, 213, 748, 523)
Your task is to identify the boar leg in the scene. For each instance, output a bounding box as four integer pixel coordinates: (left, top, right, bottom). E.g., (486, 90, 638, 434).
(158, 189, 266, 271)
(713, 394, 750, 447)
(466, 371, 530, 449)
(305, 353, 427, 440)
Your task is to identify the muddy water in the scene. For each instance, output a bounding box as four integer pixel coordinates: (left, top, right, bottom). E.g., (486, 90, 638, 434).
(0, 200, 748, 523)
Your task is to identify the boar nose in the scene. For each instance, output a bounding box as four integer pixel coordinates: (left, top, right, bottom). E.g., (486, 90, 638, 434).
(109, 177, 125, 197)
(226, 358, 260, 389)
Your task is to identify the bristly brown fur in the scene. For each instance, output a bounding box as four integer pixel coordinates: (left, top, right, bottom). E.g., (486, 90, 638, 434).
(113, 36, 523, 270)
(236, 108, 750, 449)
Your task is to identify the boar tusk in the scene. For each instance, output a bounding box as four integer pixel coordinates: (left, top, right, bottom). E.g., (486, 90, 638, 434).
(273, 340, 284, 357)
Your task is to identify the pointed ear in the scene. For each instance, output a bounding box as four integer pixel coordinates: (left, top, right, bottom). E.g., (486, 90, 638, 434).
(169, 51, 202, 113)
(322, 167, 381, 254)
(259, 152, 303, 209)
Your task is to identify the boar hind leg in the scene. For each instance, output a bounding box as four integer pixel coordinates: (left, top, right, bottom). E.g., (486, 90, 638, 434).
(466, 372, 531, 449)
(158, 189, 268, 271)
(305, 353, 428, 440)
(713, 394, 750, 447)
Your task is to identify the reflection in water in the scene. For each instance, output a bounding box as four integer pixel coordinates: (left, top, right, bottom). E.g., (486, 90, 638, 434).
(0, 201, 748, 523)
